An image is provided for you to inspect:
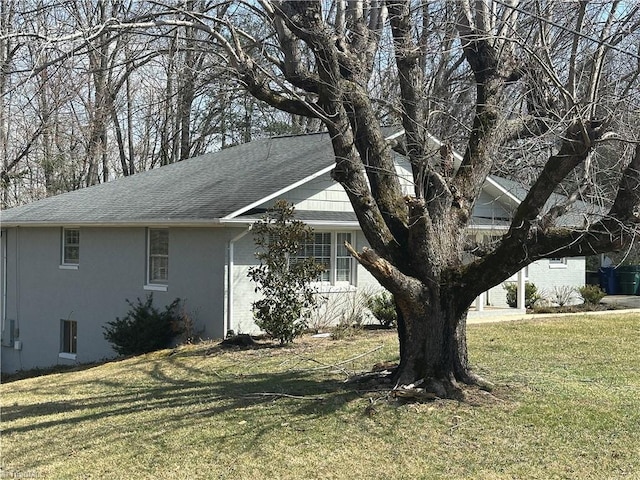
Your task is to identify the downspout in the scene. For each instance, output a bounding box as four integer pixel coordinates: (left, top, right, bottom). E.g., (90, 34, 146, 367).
(1, 229, 6, 331)
(225, 227, 250, 336)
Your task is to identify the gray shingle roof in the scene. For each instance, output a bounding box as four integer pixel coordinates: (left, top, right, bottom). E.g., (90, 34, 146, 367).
(2, 129, 598, 229)
(1, 132, 336, 226)
(488, 175, 605, 226)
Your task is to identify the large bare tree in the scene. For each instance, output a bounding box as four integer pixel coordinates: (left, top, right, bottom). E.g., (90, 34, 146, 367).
(209, 0, 639, 396)
(4, 0, 640, 397)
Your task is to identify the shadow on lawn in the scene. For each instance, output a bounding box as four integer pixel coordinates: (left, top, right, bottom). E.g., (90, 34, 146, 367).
(1, 351, 368, 438)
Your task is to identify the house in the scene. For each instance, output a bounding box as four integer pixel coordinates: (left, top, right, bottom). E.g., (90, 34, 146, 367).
(0, 131, 585, 373)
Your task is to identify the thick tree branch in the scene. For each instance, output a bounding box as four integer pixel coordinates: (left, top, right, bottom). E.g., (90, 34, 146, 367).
(345, 243, 425, 297)
(508, 120, 603, 234)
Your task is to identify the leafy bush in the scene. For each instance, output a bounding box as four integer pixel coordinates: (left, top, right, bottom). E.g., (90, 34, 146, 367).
(578, 284, 606, 305)
(504, 282, 540, 309)
(248, 201, 325, 344)
(366, 291, 397, 328)
(103, 294, 184, 356)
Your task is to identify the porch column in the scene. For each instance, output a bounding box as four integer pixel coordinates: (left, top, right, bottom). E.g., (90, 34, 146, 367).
(517, 268, 526, 310)
(475, 291, 485, 312)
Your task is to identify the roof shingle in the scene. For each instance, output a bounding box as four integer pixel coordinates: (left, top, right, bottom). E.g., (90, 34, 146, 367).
(1, 132, 336, 226)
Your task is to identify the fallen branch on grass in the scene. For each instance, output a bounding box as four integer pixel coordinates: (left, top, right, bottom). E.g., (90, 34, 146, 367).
(294, 345, 385, 373)
(242, 392, 325, 401)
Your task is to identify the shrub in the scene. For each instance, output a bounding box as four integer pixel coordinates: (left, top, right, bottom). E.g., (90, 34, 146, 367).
(366, 291, 397, 328)
(248, 201, 325, 344)
(504, 282, 540, 309)
(549, 285, 578, 307)
(578, 284, 606, 305)
(309, 287, 375, 332)
(330, 321, 363, 340)
(103, 294, 184, 356)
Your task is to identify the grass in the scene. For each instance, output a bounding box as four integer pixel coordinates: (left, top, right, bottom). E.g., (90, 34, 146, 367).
(2, 313, 639, 479)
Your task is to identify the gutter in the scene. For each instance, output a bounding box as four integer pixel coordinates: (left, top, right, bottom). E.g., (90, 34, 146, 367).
(0, 219, 227, 228)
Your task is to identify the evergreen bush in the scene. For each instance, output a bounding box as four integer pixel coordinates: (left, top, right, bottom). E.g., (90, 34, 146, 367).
(504, 282, 540, 309)
(103, 294, 183, 356)
(248, 201, 325, 344)
(366, 291, 397, 328)
(578, 284, 606, 305)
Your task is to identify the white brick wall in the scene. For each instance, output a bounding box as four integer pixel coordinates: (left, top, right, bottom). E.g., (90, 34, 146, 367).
(487, 258, 586, 307)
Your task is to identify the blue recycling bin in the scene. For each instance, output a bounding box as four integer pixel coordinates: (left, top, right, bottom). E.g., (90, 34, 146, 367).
(598, 267, 618, 294)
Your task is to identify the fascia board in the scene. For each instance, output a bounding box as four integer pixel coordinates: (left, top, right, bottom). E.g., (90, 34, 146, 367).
(467, 224, 510, 231)
(222, 164, 335, 220)
(220, 217, 360, 229)
(484, 177, 522, 207)
(1, 219, 225, 228)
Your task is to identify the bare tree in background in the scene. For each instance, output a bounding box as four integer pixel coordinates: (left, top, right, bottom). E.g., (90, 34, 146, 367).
(2, 0, 639, 397)
(0, 0, 299, 206)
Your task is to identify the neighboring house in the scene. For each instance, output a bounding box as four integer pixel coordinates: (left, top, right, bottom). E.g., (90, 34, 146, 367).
(0, 131, 585, 373)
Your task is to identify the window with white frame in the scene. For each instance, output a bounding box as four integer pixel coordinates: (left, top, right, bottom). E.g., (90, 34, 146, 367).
(148, 229, 169, 285)
(549, 257, 568, 268)
(60, 319, 77, 355)
(298, 231, 354, 286)
(62, 228, 80, 265)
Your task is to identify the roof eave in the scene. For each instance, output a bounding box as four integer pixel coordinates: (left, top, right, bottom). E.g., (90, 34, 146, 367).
(220, 217, 361, 229)
(1, 219, 226, 228)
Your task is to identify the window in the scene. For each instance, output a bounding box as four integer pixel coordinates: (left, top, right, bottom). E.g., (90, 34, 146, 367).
(298, 232, 354, 286)
(148, 229, 169, 285)
(60, 320, 77, 355)
(336, 233, 353, 282)
(299, 232, 331, 282)
(62, 228, 80, 265)
(549, 257, 568, 268)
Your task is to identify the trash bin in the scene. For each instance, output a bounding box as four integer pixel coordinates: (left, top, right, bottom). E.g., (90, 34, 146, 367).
(599, 267, 618, 294)
(617, 266, 640, 295)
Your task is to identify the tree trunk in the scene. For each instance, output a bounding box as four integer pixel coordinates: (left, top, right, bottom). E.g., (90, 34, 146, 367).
(393, 284, 477, 397)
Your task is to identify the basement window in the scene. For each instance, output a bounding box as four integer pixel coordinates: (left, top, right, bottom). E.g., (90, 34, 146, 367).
(59, 319, 77, 359)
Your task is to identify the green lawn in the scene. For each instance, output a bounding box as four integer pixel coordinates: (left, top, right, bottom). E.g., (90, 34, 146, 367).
(2, 314, 639, 479)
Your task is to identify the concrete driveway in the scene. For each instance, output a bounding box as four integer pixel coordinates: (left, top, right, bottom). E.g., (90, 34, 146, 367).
(601, 295, 640, 309)
(468, 295, 640, 325)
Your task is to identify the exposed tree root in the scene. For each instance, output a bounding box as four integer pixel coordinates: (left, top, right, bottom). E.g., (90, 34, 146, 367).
(458, 370, 495, 392)
(391, 370, 495, 403)
(347, 363, 496, 404)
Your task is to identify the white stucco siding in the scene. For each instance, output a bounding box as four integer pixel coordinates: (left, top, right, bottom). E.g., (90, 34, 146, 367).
(229, 233, 262, 335)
